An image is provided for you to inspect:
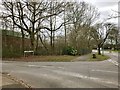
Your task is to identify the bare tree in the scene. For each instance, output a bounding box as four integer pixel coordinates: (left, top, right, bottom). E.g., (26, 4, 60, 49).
(108, 26, 119, 50)
(42, 1, 69, 54)
(67, 2, 99, 54)
(2, 0, 65, 51)
(90, 23, 115, 55)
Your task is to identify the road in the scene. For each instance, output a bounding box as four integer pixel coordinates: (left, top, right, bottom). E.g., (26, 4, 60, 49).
(2, 51, 119, 88)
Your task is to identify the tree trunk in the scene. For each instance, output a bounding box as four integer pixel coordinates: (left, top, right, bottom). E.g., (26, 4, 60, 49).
(39, 34, 48, 52)
(98, 45, 101, 55)
(50, 15, 53, 55)
(52, 31, 55, 54)
(35, 32, 39, 53)
(50, 31, 53, 55)
(115, 36, 118, 50)
(30, 32, 35, 51)
(111, 38, 113, 49)
(64, 8, 67, 46)
(21, 29, 24, 55)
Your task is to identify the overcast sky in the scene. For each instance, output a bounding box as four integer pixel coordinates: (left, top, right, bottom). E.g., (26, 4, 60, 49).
(0, 0, 119, 24)
(80, 0, 119, 24)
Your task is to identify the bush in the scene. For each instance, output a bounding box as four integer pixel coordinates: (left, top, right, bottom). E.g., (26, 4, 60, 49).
(62, 46, 77, 55)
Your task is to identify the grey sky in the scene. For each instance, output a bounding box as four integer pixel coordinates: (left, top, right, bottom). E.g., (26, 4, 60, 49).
(81, 0, 119, 24)
(0, 0, 119, 24)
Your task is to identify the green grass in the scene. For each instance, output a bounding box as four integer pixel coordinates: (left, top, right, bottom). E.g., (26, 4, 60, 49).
(104, 49, 120, 52)
(3, 55, 79, 62)
(112, 50, 120, 53)
(88, 54, 110, 61)
(3, 54, 110, 62)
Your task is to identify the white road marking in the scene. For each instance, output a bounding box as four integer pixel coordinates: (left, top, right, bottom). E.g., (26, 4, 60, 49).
(91, 69, 118, 73)
(51, 70, 118, 86)
(28, 65, 65, 69)
(108, 59, 119, 66)
(28, 65, 36, 67)
(28, 65, 52, 68)
(58, 67, 65, 69)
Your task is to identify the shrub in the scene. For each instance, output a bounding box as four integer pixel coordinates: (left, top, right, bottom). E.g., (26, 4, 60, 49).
(62, 46, 77, 55)
(71, 49, 77, 56)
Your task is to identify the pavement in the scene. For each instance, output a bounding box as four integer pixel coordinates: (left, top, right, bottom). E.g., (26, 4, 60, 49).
(1, 51, 119, 88)
(71, 54, 90, 61)
(1, 73, 26, 89)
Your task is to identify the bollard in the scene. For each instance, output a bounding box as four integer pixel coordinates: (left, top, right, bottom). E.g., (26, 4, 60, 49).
(93, 53, 96, 58)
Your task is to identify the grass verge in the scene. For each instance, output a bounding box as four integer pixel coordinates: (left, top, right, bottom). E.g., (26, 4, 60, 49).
(3, 55, 79, 62)
(3, 54, 110, 62)
(88, 54, 110, 61)
(112, 50, 120, 53)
